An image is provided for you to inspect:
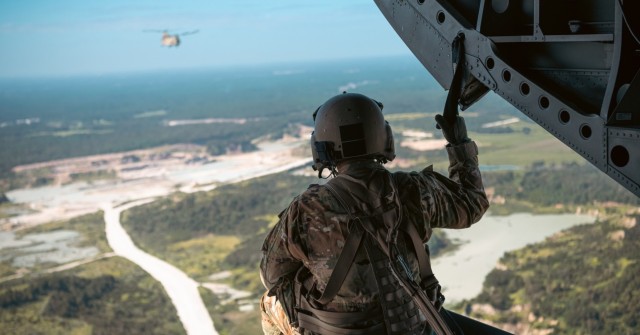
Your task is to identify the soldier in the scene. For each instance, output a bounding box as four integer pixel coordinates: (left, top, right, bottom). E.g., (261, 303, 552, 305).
(260, 92, 489, 334)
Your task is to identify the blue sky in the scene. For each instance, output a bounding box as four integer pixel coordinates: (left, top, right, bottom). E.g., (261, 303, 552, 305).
(0, 1, 411, 78)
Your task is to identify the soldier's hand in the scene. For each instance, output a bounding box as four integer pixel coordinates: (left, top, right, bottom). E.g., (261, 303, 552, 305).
(435, 114, 469, 145)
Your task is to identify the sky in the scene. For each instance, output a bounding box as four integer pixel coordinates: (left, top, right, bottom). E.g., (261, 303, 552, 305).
(0, 1, 412, 78)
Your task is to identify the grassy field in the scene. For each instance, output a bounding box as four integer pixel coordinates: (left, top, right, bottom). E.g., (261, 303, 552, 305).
(164, 234, 241, 280)
(473, 124, 583, 167)
(394, 122, 585, 175)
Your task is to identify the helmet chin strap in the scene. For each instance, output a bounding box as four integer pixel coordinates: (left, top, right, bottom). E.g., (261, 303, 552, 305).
(312, 140, 340, 178)
(316, 165, 338, 179)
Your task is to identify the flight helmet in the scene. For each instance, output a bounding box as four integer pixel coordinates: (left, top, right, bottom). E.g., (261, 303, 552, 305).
(311, 92, 395, 175)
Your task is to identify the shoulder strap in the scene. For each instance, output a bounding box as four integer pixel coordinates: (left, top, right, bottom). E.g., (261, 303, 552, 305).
(401, 220, 438, 287)
(327, 175, 457, 335)
(312, 183, 365, 305)
(390, 172, 437, 286)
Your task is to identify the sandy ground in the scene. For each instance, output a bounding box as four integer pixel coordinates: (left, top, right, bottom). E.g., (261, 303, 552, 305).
(3, 128, 598, 331)
(3, 134, 312, 335)
(400, 138, 448, 151)
(4, 136, 311, 230)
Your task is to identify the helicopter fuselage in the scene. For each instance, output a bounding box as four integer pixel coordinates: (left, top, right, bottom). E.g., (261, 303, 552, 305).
(161, 33, 180, 47)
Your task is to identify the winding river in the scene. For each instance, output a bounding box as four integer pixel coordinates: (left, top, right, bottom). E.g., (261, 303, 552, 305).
(432, 212, 596, 303)
(102, 200, 218, 335)
(4, 138, 312, 335)
(3, 136, 599, 333)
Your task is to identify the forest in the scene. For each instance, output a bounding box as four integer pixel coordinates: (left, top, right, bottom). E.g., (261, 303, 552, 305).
(0, 55, 524, 192)
(465, 208, 639, 334)
(483, 162, 640, 209)
(3, 161, 637, 334)
(0, 213, 184, 334)
(117, 154, 638, 334)
(121, 170, 455, 289)
(2, 55, 639, 334)
(0, 256, 184, 335)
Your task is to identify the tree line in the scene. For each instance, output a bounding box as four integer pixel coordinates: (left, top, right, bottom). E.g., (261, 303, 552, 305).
(483, 161, 640, 206)
(469, 212, 639, 334)
(0, 259, 185, 335)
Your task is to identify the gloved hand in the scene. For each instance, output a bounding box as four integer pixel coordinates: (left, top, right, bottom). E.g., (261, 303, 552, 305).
(435, 114, 469, 145)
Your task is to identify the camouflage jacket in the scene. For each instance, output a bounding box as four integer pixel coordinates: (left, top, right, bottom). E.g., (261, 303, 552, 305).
(260, 141, 489, 327)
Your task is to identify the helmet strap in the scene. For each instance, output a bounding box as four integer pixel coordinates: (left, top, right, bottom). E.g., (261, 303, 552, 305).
(313, 141, 340, 178)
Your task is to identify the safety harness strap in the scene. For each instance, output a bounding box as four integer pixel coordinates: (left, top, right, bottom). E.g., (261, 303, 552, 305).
(401, 219, 436, 285)
(297, 312, 386, 335)
(443, 33, 466, 124)
(311, 191, 365, 305)
(322, 179, 457, 335)
(364, 236, 428, 335)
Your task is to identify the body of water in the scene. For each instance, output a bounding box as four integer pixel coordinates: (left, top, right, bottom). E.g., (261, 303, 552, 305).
(432, 212, 596, 303)
(1, 137, 313, 335)
(0, 230, 99, 267)
(2, 133, 597, 332)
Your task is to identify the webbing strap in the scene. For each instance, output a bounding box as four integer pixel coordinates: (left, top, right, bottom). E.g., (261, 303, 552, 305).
(364, 237, 426, 335)
(401, 221, 436, 285)
(313, 183, 365, 305)
(443, 32, 466, 124)
(297, 312, 387, 335)
(299, 295, 382, 323)
(324, 179, 456, 335)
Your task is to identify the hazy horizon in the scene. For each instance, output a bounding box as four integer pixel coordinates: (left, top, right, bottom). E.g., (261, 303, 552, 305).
(0, 54, 421, 80)
(0, 1, 411, 78)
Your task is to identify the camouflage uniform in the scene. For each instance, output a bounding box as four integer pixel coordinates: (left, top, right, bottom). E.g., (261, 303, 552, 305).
(260, 140, 489, 334)
(261, 292, 300, 335)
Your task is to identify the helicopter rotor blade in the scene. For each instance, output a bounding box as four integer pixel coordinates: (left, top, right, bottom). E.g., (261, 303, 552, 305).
(177, 30, 199, 36)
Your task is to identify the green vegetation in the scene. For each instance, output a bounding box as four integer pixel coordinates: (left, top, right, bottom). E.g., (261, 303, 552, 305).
(121, 170, 458, 286)
(114, 120, 638, 332)
(3, 56, 639, 334)
(1, 212, 110, 278)
(0, 257, 184, 335)
(516, 162, 639, 206)
(200, 287, 263, 335)
(0, 56, 449, 191)
(473, 124, 583, 167)
(18, 212, 111, 253)
(165, 234, 241, 279)
(68, 170, 116, 184)
(3, 167, 57, 191)
(115, 166, 460, 334)
(483, 162, 639, 215)
(461, 208, 640, 334)
(121, 173, 315, 282)
(0, 202, 32, 220)
(0, 212, 186, 335)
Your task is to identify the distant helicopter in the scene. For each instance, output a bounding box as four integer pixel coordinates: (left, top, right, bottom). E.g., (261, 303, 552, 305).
(144, 29, 199, 47)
